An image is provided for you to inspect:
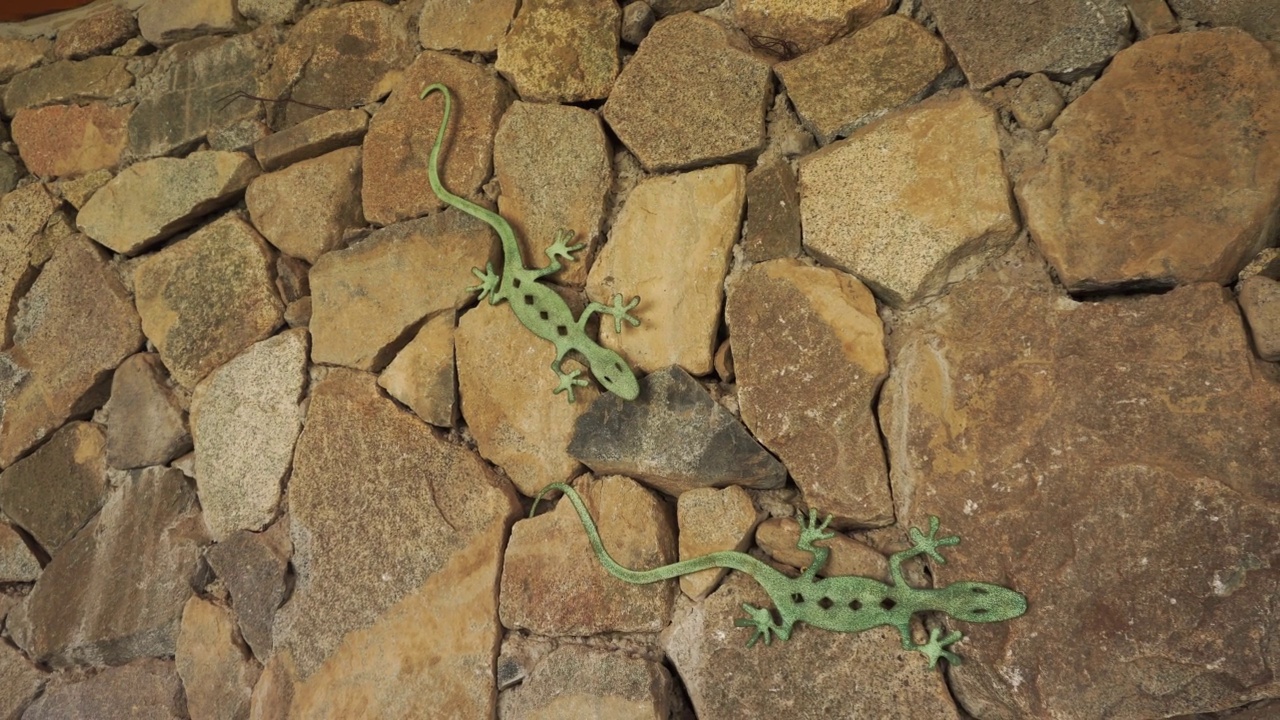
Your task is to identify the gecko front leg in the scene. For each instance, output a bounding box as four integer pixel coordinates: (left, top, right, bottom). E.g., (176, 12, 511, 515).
(895, 623, 964, 668)
(578, 294, 641, 333)
(534, 229, 585, 279)
(468, 262, 503, 303)
(551, 355, 589, 402)
(734, 603, 793, 647)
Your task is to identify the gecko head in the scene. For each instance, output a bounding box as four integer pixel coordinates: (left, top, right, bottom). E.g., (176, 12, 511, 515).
(588, 348, 640, 400)
(936, 582, 1027, 623)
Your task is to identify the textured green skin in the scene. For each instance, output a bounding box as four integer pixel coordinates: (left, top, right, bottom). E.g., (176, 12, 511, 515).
(419, 83, 642, 402)
(534, 482, 1028, 668)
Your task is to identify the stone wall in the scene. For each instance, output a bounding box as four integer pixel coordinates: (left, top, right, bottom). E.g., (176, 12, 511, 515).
(1, 0, 1279, 718)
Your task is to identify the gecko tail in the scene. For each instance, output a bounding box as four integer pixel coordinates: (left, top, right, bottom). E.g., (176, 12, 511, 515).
(417, 83, 508, 231)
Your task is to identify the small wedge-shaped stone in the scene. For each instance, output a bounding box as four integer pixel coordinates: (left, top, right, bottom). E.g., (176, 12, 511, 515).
(0, 236, 143, 467)
(3, 57, 133, 116)
(310, 211, 493, 371)
(378, 312, 458, 428)
(603, 14, 771, 172)
(133, 214, 283, 388)
(726, 260, 892, 527)
(0, 183, 59, 347)
(191, 329, 307, 541)
(7, 467, 208, 668)
(11, 101, 132, 179)
(734, 0, 893, 54)
(138, 0, 239, 45)
(0, 521, 40, 582)
(104, 353, 191, 470)
(176, 597, 260, 720)
(754, 517, 889, 582)
(20, 659, 185, 720)
(78, 150, 260, 256)
(495, 0, 620, 103)
(799, 91, 1018, 307)
(500, 474, 677, 635)
(568, 366, 787, 496)
(247, 146, 363, 263)
(0, 641, 45, 719)
(204, 522, 291, 662)
(253, 108, 369, 172)
(0, 422, 108, 554)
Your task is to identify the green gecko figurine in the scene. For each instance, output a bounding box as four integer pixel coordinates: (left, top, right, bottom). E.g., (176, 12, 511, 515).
(533, 482, 1028, 667)
(419, 83, 642, 403)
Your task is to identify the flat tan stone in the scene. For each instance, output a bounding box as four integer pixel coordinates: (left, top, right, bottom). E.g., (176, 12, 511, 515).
(676, 486, 761, 599)
(493, 101, 612, 287)
(138, 0, 239, 45)
(377, 312, 458, 428)
(245, 146, 363, 263)
(133, 214, 283, 388)
(602, 14, 772, 172)
(728, 260, 891, 527)
(776, 15, 949, 144)
(0, 183, 59, 347)
(495, 0, 620, 103)
(1017, 30, 1280, 291)
(0, 641, 46, 720)
(362, 51, 512, 226)
(275, 369, 519, 681)
(11, 102, 132, 179)
(420, 0, 517, 53)
(54, 5, 138, 59)
(754, 517, 889, 581)
(176, 597, 260, 720)
(77, 150, 261, 256)
(456, 301, 593, 495)
(309, 211, 494, 371)
(1010, 73, 1065, 131)
(20, 659, 184, 720)
(0, 422, 108, 554)
(253, 108, 368, 172)
(0, 236, 142, 468)
(3, 57, 133, 116)
(1127, 0, 1179, 37)
(0, 38, 49, 83)
(502, 645, 673, 719)
(799, 91, 1018, 307)
(500, 474, 677, 635)
(58, 168, 112, 209)
(190, 329, 307, 541)
(0, 521, 40, 582)
(734, 0, 893, 55)
(1241, 275, 1280, 361)
(588, 164, 744, 375)
(104, 352, 191, 470)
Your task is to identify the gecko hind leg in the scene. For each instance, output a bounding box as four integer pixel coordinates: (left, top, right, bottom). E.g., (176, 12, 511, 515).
(468, 263, 502, 303)
(734, 603, 792, 647)
(896, 622, 963, 669)
(551, 357, 589, 403)
(795, 508, 835, 581)
(578, 294, 642, 333)
(545, 229, 586, 265)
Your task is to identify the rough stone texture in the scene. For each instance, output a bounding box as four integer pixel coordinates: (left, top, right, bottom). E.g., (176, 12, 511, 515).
(799, 92, 1019, 307)
(247, 654, 295, 720)
(204, 522, 291, 663)
(245, 146, 363, 263)
(881, 249, 1280, 718)
(11, 102, 131, 179)
(496, 0, 620, 103)
(1127, 0, 1179, 37)
(0, 521, 40, 581)
(676, 486, 761, 600)
(1010, 73, 1064, 131)
(603, 14, 772, 172)
(54, 5, 138, 59)
(0, 38, 48, 84)
(310, 211, 493, 371)
(258, 2, 415, 130)
(647, 0, 720, 15)
(455, 300, 594, 495)
(377, 312, 457, 428)
(253, 108, 368, 172)
(238, 0, 305, 25)
(20, 659, 185, 720)
(1241, 275, 1280, 361)
(662, 572, 960, 719)
(0, 153, 18, 195)
(77, 150, 261, 256)
(734, 0, 893, 55)
(276, 369, 519, 683)
(743, 156, 801, 263)
(0, 183, 59, 347)
(1017, 30, 1280, 292)
(133, 215, 283, 389)
(588, 164, 744, 374)
(209, 117, 271, 153)
(0, 422, 107, 554)
(191, 329, 307, 541)
(924, 0, 1130, 88)
(2, 58, 133, 117)
(0, 236, 142, 468)
(501, 645, 673, 719)
(0, 641, 45, 720)
(620, 1, 655, 45)
(58, 168, 112, 209)
(727, 260, 892, 527)
(7, 467, 208, 668)
(104, 353, 190, 470)
(776, 16, 949, 144)
(755, 517, 890, 581)
(568, 366, 787, 496)
(1167, 0, 1280, 42)
(128, 34, 262, 159)
(138, 0, 240, 45)
(362, 51, 512, 226)
(500, 474, 676, 635)
(493, 101, 612, 286)
(420, 0, 517, 53)
(176, 597, 260, 720)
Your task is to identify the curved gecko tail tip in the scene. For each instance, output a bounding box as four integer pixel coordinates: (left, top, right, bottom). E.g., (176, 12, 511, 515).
(419, 82, 449, 100)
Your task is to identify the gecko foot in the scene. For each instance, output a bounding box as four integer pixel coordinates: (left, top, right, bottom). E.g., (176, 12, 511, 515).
(734, 603, 790, 647)
(913, 627, 963, 669)
(553, 367, 590, 403)
(604, 294, 641, 333)
(908, 516, 960, 565)
(546, 229, 586, 264)
(795, 508, 835, 553)
(467, 263, 501, 302)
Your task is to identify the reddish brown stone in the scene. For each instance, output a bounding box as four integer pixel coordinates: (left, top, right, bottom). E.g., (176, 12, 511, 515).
(54, 6, 138, 59)
(11, 102, 131, 178)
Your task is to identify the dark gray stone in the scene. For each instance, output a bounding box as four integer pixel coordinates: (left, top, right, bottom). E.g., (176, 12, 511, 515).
(21, 659, 185, 720)
(204, 521, 291, 662)
(743, 156, 801, 263)
(0, 422, 108, 554)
